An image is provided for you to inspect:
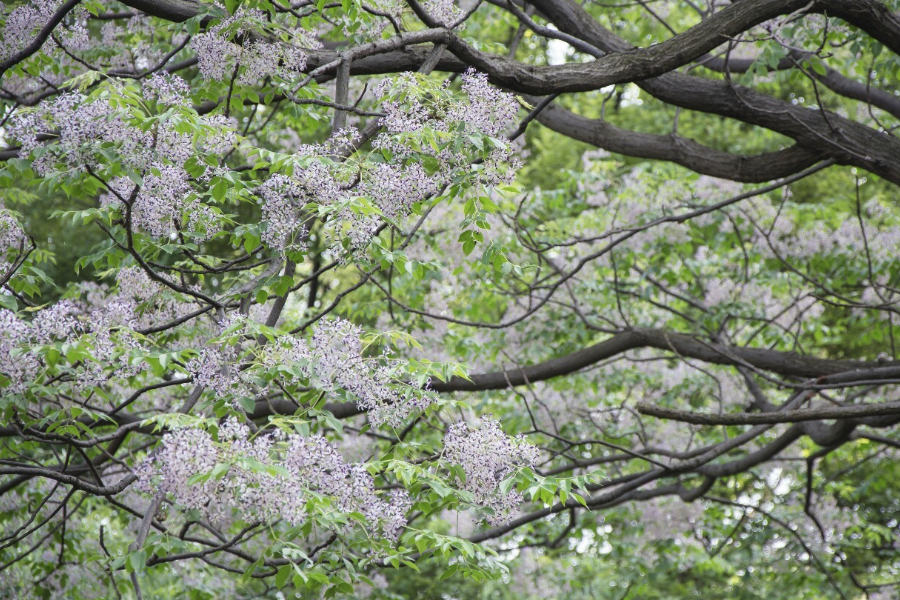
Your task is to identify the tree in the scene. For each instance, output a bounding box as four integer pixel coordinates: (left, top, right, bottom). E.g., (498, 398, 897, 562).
(1, 0, 899, 597)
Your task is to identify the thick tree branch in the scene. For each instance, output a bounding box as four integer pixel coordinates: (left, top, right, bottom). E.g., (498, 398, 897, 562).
(638, 401, 900, 426)
(430, 328, 900, 392)
(535, 102, 821, 183)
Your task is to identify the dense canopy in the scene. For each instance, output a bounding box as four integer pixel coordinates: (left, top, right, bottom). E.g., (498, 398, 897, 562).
(1, 0, 900, 598)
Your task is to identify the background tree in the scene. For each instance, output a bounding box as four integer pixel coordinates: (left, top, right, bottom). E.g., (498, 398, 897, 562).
(1, 0, 900, 598)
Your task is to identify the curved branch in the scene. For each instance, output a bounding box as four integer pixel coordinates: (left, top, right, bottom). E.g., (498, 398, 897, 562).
(116, 0, 201, 22)
(638, 400, 900, 426)
(430, 328, 900, 392)
(0, 0, 83, 78)
(535, 102, 821, 183)
(700, 53, 900, 121)
(527, 0, 900, 184)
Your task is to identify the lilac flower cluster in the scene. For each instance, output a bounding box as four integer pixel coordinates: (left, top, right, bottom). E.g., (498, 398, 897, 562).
(263, 318, 432, 428)
(251, 71, 518, 259)
(1, 0, 60, 62)
(138, 167, 191, 238)
(257, 141, 437, 256)
(186, 345, 250, 400)
(175, 316, 429, 427)
(371, 69, 520, 194)
(191, 10, 316, 84)
(0, 204, 26, 275)
(31, 299, 83, 343)
(136, 418, 410, 538)
(374, 75, 431, 135)
(443, 419, 540, 525)
(359, 163, 438, 221)
(53, 270, 180, 388)
(449, 70, 521, 137)
(0, 309, 40, 396)
(8, 89, 234, 242)
(191, 32, 235, 82)
(375, 69, 519, 139)
(143, 72, 192, 106)
(0, 278, 164, 398)
(0, 287, 146, 398)
(421, 0, 463, 26)
(237, 41, 309, 85)
(17, 267, 201, 391)
(257, 173, 314, 251)
(104, 160, 222, 243)
(327, 160, 440, 255)
(8, 94, 149, 175)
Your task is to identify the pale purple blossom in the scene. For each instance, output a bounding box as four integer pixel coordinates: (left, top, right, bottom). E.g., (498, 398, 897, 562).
(1, 0, 61, 62)
(0, 205, 27, 276)
(143, 72, 192, 105)
(0, 309, 39, 396)
(449, 69, 520, 137)
(137, 418, 410, 537)
(443, 418, 539, 525)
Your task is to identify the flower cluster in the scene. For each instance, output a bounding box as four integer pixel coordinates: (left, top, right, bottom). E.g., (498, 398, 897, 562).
(0, 204, 26, 275)
(359, 163, 438, 221)
(258, 318, 433, 428)
(176, 316, 431, 427)
(31, 299, 83, 343)
(376, 69, 519, 139)
(0, 285, 151, 398)
(8, 89, 234, 242)
(8, 94, 145, 175)
(190, 32, 235, 82)
(421, 0, 463, 26)
(191, 10, 317, 84)
(112, 267, 197, 330)
(449, 70, 520, 138)
(247, 70, 520, 258)
(136, 418, 410, 538)
(186, 345, 251, 400)
(257, 173, 316, 251)
(143, 72, 192, 106)
(375, 76, 431, 136)
(1, 0, 60, 61)
(256, 69, 517, 259)
(443, 419, 539, 525)
(0, 279, 166, 398)
(310, 318, 433, 427)
(0, 309, 40, 396)
(372, 69, 520, 191)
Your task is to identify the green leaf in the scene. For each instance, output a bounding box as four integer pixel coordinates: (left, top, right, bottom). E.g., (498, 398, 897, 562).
(239, 395, 257, 413)
(275, 565, 292, 588)
(438, 564, 459, 581)
(0, 295, 16, 311)
(128, 549, 147, 572)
